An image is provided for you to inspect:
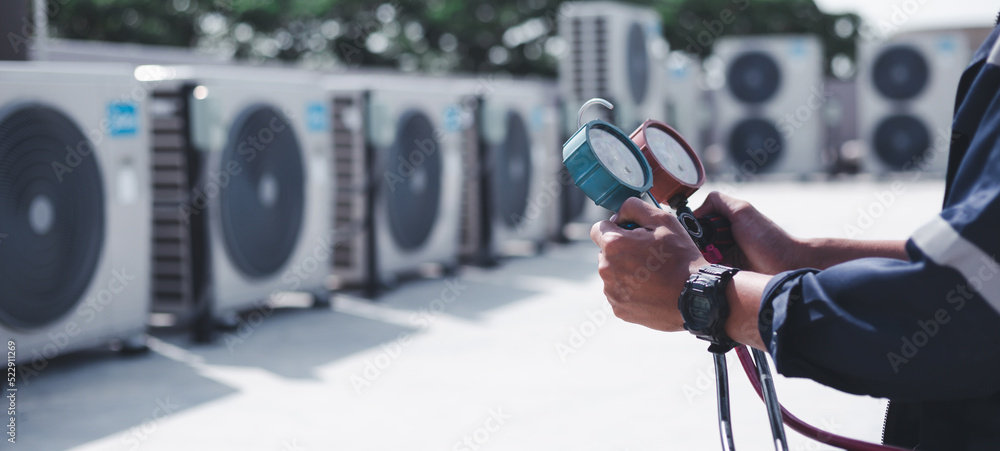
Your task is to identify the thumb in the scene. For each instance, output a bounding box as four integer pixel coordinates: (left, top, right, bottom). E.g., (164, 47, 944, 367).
(610, 197, 660, 229)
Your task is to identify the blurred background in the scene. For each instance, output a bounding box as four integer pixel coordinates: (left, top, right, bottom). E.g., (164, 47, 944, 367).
(0, 0, 996, 450)
(9, 0, 992, 73)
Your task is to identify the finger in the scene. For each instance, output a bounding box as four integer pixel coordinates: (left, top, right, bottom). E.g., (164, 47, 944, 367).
(590, 220, 626, 250)
(596, 249, 610, 279)
(611, 197, 660, 229)
(590, 220, 606, 247)
(693, 191, 738, 219)
(692, 191, 721, 217)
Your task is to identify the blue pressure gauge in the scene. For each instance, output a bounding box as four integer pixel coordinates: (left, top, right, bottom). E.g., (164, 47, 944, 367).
(562, 99, 653, 212)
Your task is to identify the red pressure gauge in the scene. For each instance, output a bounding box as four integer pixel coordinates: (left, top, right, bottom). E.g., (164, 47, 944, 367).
(629, 119, 705, 209)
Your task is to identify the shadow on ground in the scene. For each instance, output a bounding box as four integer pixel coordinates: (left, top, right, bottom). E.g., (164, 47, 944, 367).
(16, 240, 600, 449)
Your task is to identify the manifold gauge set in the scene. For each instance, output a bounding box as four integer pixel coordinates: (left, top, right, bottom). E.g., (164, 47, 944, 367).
(561, 98, 731, 263)
(560, 99, 903, 451)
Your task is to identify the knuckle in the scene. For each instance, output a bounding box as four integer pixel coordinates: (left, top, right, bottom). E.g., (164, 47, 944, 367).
(605, 281, 629, 301)
(603, 289, 618, 306)
(606, 300, 627, 319)
(730, 202, 755, 219)
(597, 261, 613, 280)
(601, 233, 625, 255)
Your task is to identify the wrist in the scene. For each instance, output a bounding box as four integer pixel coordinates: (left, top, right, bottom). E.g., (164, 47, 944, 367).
(723, 271, 771, 351)
(789, 236, 818, 270)
(687, 258, 711, 279)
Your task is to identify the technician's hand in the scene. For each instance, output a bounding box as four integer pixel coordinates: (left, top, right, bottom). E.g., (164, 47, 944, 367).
(693, 191, 908, 272)
(693, 191, 802, 275)
(590, 197, 708, 332)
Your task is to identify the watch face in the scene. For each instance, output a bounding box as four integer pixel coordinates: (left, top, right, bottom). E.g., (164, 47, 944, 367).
(687, 294, 712, 328)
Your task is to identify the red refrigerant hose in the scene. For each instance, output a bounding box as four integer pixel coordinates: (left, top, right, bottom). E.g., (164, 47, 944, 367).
(734, 346, 909, 451)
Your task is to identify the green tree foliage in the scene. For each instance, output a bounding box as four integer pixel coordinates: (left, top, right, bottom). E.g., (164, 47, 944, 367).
(44, 0, 200, 47)
(42, 0, 859, 76)
(652, 0, 861, 76)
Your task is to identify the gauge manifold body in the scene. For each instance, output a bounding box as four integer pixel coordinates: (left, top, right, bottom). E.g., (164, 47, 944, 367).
(563, 120, 652, 212)
(629, 119, 705, 208)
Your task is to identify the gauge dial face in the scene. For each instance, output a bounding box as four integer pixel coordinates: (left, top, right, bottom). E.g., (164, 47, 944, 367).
(589, 126, 645, 187)
(645, 127, 700, 185)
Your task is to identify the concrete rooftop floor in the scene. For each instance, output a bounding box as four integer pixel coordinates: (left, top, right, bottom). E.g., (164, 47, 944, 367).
(18, 179, 945, 451)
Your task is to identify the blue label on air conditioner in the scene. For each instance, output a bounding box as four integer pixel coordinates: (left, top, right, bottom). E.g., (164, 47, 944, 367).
(936, 36, 956, 54)
(306, 102, 329, 132)
(107, 102, 138, 137)
(531, 106, 546, 131)
(788, 38, 808, 59)
(443, 105, 463, 133)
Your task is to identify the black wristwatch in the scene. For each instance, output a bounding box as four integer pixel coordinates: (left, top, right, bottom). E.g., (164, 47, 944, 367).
(678, 264, 740, 354)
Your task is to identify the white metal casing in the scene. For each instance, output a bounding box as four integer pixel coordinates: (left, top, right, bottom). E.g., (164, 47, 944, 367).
(857, 32, 968, 175)
(713, 35, 825, 177)
(325, 73, 466, 286)
(477, 79, 561, 256)
(558, 1, 669, 136)
(155, 65, 332, 316)
(664, 51, 706, 155)
(0, 62, 151, 363)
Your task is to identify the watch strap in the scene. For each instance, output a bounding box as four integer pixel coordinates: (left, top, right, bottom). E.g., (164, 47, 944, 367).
(699, 263, 739, 279)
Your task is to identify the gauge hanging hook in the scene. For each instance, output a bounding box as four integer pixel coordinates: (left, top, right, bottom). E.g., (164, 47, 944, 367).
(577, 98, 614, 129)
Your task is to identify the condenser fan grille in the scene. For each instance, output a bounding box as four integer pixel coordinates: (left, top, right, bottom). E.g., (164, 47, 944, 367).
(0, 104, 105, 329)
(728, 118, 783, 173)
(873, 114, 930, 170)
(494, 111, 533, 229)
(219, 105, 304, 279)
(387, 111, 442, 251)
(872, 46, 929, 101)
(727, 51, 781, 104)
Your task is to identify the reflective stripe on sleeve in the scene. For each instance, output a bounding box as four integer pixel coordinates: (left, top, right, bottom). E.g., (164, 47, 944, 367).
(911, 214, 1000, 314)
(987, 36, 1000, 66)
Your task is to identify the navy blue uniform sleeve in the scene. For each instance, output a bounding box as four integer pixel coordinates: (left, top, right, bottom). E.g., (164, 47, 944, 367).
(759, 32, 1000, 402)
(759, 249, 1000, 401)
